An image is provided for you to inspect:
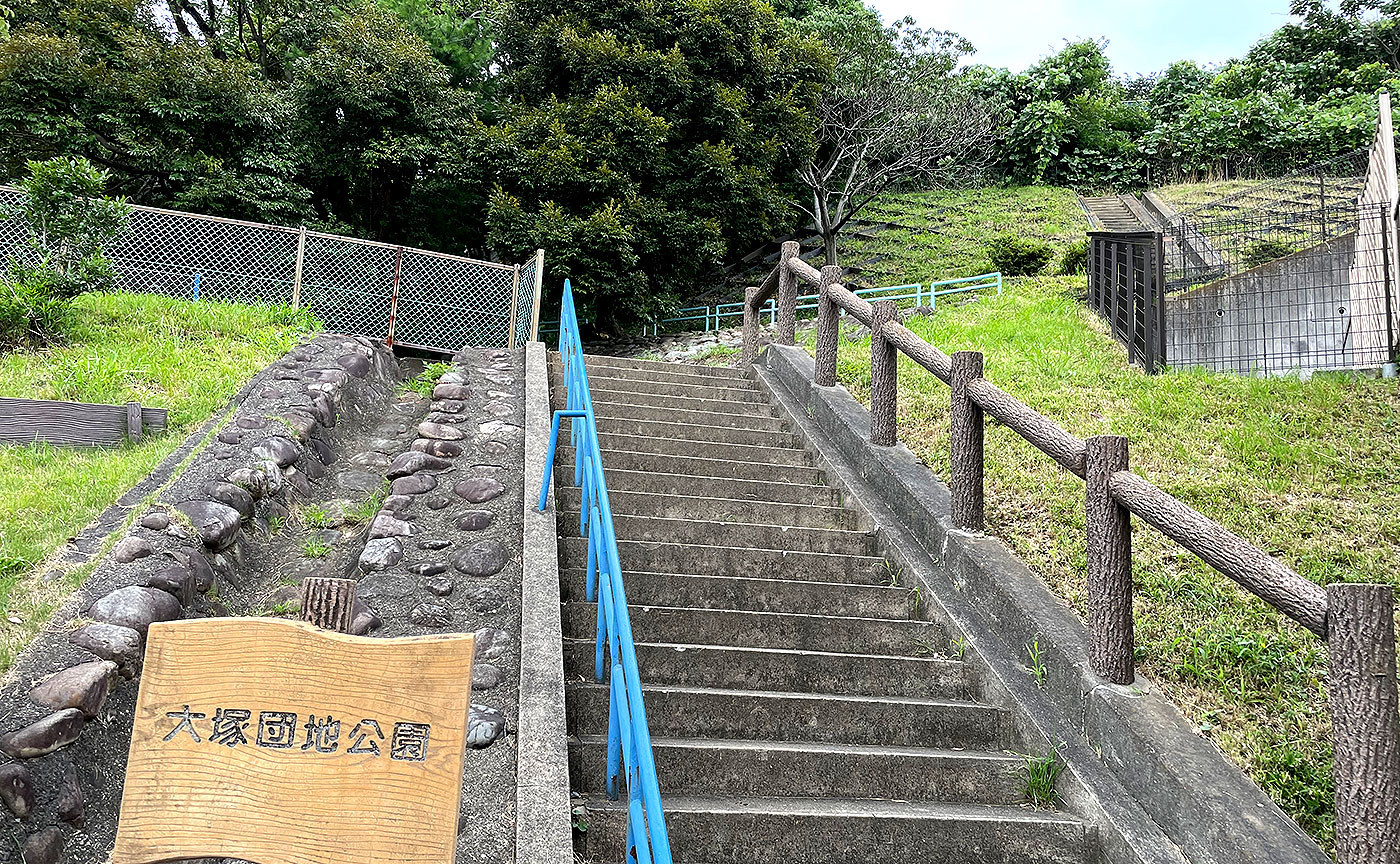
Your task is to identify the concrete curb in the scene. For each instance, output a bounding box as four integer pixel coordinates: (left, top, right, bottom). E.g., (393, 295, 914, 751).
(755, 343, 1328, 864)
(515, 341, 574, 863)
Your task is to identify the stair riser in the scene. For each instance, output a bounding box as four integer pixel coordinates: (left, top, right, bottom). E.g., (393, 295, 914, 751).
(571, 739, 1025, 804)
(559, 570, 906, 617)
(558, 487, 857, 530)
(558, 539, 885, 583)
(567, 686, 1003, 749)
(563, 604, 940, 656)
(571, 357, 748, 384)
(581, 375, 765, 402)
(595, 417, 799, 448)
(589, 402, 788, 433)
(596, 469, 839, 507)
(585, 808, 1085, 864)
(595, 432, 812, 468)
(563, 640, 969, 699)
(559, 513, 875, 557)
(554, 386, 779, 417)
(556, 447, 822, 486)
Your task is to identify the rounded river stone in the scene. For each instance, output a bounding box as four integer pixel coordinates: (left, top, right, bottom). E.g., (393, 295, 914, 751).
(473, 627, 511, 660)
(409, 602, 453, 628)
(111, 536, 153, 564)
(451, 540, 507, 577)
(0, 764, 34, 819)
(390, 473, 438, 496)
(417, 421, 465, 441)
(70, 623, 142, 668)
(337, 353, 371, 378)
(412, 439, 463, 458)
(464, 586, 505, 613)
(470, 662, 502, 692)
(466, 704, 505, 749)
(455, 511, 494, 531)
(29, 661, 117, 718)
(90, 586, 182, 635)
(0, 709, 84, 759)
(251, 436, 301, 467)
(454, 477, 505, 504)
(387, 451, 450, 479)
(140, 511, 170, 531)
(424, 573, 454, 595)
(479, 440, 509, 457)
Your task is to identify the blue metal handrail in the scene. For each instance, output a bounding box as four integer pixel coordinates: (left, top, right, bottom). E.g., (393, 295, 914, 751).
(644, 271, 1003, 335)
(537, 279, 672, 864)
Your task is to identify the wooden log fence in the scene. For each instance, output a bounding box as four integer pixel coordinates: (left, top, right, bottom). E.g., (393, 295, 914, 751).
(0, 397, 167, 447)
(741, 250, 1400, 864)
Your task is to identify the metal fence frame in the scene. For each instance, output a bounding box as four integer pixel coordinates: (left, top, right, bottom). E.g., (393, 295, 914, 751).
(1088, 231, 1167, 374)
(0, 186, 544, 351)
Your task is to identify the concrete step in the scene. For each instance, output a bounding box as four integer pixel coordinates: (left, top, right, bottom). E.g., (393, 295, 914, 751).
(595, 415, 799, 448)
(572, 735, 1026, 804)
(557, 446, 822, 486)
(566, 683, 1004, 749)
(559, 569, 905, 617)
(575, 354, 750, 383)
(584, 795, 1087, 864)
(588, 400, 789, 433)
(558, 538, 887, 583)
(596, 431, 812, 468)
(554, 385, 779, 418)
(597, 468, 840, 508)
(563, 639, 969, 699)
(562, 604, 941, 656)
(558, 486, 857, 530)
(582, 373, 766, 403)
(560, 513, 875, 557)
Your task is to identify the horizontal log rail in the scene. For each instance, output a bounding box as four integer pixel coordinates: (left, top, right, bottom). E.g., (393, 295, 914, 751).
(740, 241, 1400, 864)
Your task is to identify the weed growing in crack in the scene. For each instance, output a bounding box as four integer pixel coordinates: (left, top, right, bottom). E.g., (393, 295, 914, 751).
(1027, 638, 1048, 687)
(300, 504, 329, 529)
(1012, 744, 1064, 809)
(302, 538, 331, 559)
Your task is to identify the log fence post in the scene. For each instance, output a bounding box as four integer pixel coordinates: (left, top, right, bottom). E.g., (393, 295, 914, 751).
(299, 577, 358, 634)
(1327, 582, 1400, 864)
(1086, 435, 1134, 684)
(950, 352, 984, 531)
(741, 287, 761, 367)
(777, 241, 799, 345)
(814, 264, 842, 387)
(869, 300, 898, 446)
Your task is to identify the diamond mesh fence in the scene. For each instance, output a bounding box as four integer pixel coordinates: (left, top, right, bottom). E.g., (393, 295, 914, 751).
(0, 186, 540, 351)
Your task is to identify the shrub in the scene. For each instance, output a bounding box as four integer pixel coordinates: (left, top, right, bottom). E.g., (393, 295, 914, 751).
(4, 156, 131, 298)
(0, 266, 76, 347)
(1240, 239, 1298, 270)
(986, 233, 1055, 277)
(1057, 238, 1089, 275)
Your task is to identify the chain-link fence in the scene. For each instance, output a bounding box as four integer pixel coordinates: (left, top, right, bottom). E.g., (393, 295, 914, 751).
(0, 186, 544, 351)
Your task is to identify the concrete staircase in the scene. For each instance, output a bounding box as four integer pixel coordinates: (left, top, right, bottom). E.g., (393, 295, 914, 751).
(551, 354, 1088, 864)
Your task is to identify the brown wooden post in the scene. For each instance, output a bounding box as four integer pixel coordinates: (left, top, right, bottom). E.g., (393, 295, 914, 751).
(1327, 582, 1400, 864)
(1086, 435, 1134, 684)
(125, 402, 142, 444)
(741, 287, 761, 367)
(869, 300, 898, 446)
(299, 577, 357, 633)
(950, 352, 984, 531)
(814, 264, 842, 387)
(777, 241, 799, 345)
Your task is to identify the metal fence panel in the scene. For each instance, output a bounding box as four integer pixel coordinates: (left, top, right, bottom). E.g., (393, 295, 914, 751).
(0, 186, 532, 352)
(1088, 231, 1166, 374)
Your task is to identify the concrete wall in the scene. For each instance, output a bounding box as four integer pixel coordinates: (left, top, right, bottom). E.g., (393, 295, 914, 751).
(1166, 232, 1359, 374)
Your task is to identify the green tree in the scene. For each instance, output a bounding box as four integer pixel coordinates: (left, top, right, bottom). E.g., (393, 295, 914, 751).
(6, 156, 130, 295)
(486, 0, 829, 331)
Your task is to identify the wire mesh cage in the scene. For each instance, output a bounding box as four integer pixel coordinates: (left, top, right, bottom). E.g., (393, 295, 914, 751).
(0, 186, 537, 352)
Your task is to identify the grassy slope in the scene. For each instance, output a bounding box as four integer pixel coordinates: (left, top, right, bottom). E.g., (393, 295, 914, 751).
(0, 292, 314, 671)
(807, 186, 1400, 849)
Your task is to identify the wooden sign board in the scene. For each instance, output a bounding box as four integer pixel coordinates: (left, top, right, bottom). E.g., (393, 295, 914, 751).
(113, 618, 475, 864)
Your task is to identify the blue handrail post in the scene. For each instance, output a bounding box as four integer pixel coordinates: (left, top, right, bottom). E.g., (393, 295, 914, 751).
(607, 673, 623, 799)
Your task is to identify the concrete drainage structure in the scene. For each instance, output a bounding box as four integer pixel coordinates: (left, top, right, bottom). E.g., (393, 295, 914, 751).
(0, 336, 536, 864)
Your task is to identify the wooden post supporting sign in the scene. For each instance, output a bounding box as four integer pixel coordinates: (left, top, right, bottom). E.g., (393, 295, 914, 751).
(112, 618, 475, 864)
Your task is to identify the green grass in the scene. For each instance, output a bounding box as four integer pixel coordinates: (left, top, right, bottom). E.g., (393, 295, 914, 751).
(0, 292, 315, 671)
(808, 185, 1400, 850)
(403, 361, 453, 396)
(1155, 179, 1269, 210)
(842, 186, 1088, 286)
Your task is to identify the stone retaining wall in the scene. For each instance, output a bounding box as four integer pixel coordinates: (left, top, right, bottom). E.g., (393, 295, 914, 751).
(0, 335, 531, 864)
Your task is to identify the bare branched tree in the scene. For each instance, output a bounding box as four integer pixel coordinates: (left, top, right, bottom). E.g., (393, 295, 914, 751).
(796, 8, 999, 265)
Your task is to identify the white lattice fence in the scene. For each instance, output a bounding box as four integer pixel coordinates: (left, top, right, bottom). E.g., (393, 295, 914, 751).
(0, 186, 544, 351)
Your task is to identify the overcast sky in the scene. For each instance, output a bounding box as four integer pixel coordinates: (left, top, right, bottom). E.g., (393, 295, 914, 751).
(866, 0, 1298, 78)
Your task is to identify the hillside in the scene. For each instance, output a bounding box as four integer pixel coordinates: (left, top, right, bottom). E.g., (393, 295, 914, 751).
(796, 185, 1400, 849)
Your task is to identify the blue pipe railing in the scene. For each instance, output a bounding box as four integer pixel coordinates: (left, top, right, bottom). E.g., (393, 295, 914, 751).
(642, 271, 1003, 335)
(537, 279, 672, 864)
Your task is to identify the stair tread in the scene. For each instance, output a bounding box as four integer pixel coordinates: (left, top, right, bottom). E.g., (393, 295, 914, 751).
(568, 603, 929, 628)
(591, 432, 809, 459)
(566, 512, 872, 540)
(583, 793, 1082, 825)
(567, 681, 986, 710)
(575, 734, 1014, 763)
(562, 636, 952, 664)
(568, 536, 882, 559)
(559, 568, 898, 593)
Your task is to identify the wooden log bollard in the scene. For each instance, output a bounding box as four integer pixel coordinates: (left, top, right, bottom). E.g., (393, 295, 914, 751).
(950, 351, 985, 531)
(1086, 435, 1134, 684)
(869, 300, 898, 447)
(814, 264, 842, 388)
(776, 241, 800, 346)
(1326, 582, 1400, 864)
(740, 286, 761, 367)
(299, 577, 358, 634)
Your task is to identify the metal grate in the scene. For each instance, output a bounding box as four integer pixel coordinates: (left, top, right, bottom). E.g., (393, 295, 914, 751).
(0, 186, 537, 352)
